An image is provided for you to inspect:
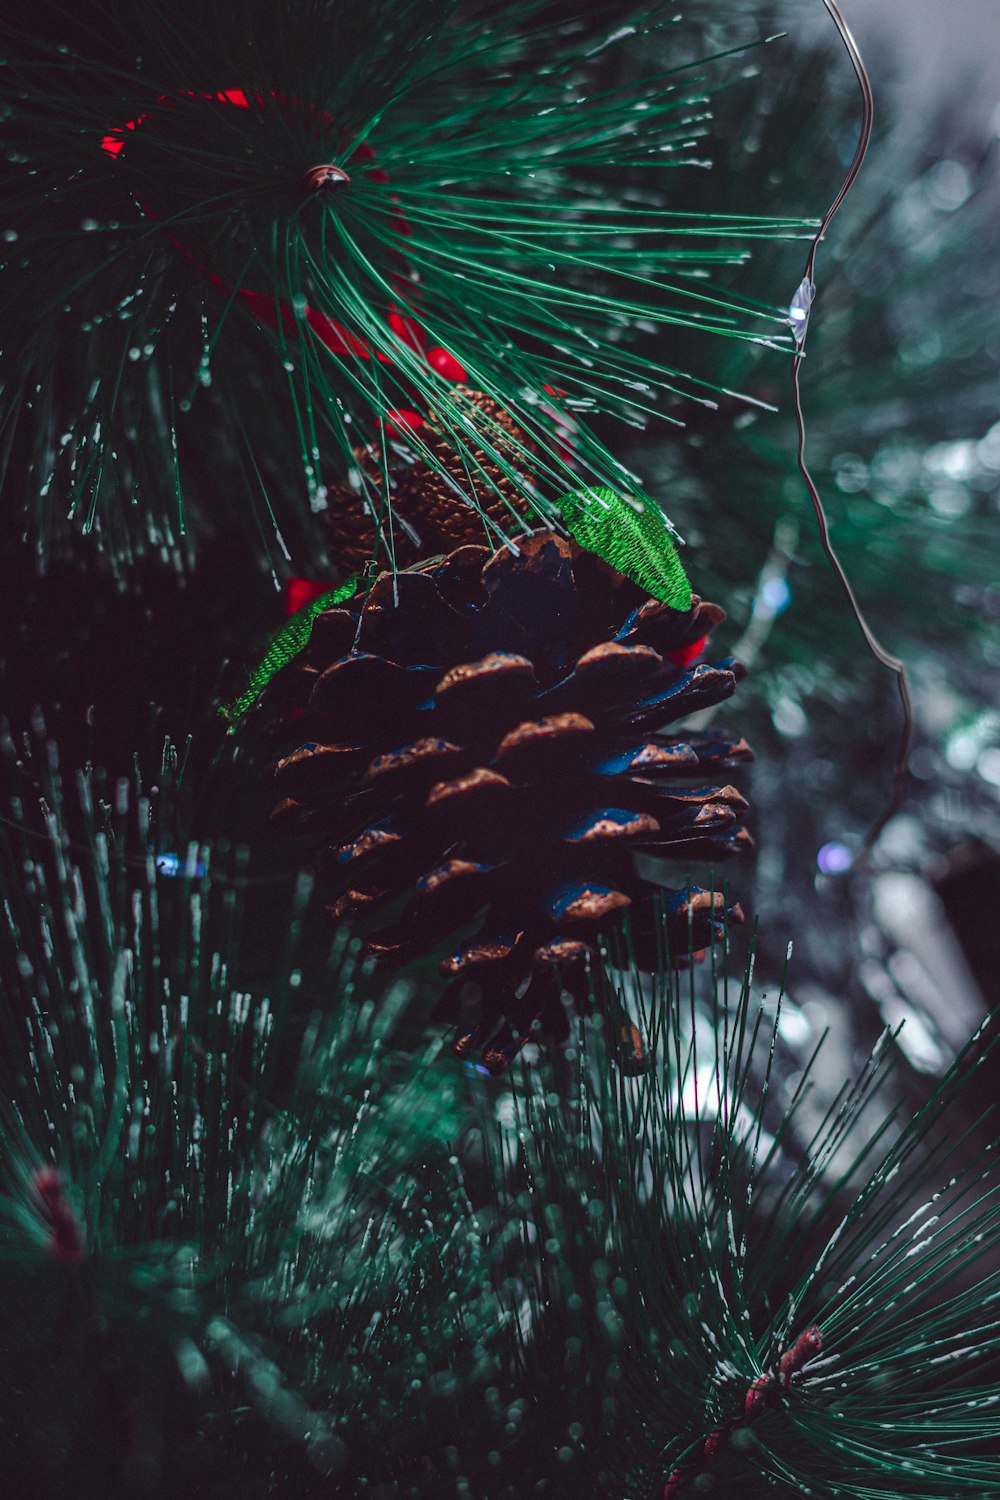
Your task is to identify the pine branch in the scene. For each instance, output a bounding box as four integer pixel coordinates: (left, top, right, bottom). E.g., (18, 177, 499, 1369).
(475, 927, 1000, 1497)
(0, 0, 812, 572)
(4, 721, 1000, 1495)
(0, 724, 497, 1496)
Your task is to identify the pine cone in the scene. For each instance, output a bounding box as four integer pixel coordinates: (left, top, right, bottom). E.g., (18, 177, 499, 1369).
(322, 388, 540, 572)
(269, 531, 752, 1072)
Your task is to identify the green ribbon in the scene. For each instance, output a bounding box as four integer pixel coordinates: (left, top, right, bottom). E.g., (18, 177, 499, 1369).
(557, 485, 691, 609)
(219, 574, 359, 731)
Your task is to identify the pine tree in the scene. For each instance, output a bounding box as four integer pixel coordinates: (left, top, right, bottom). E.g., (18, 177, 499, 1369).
(2, 3, 999, 1497)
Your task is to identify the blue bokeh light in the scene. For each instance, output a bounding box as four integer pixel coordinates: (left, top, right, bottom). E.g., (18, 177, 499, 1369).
(816, 841, 853, 875)
(760, 576, 792, 615)
(155, 852, 207, 879)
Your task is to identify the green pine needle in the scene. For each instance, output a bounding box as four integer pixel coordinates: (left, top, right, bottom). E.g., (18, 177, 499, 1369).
(558, 483, 692, 606)
(218, 572, 359, 729)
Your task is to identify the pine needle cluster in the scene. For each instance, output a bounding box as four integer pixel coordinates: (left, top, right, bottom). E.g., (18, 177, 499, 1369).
(488, 940, 1000, 1496)
(1, 0, 810, 572)
(4, 727, 1000, 1497)
(0, 729, 494, 1496)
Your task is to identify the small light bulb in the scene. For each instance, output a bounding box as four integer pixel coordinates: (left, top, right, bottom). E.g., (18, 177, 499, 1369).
(788, 277, 816, 347)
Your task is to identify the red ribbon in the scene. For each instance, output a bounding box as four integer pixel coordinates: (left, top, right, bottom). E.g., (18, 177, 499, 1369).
(105, 86, 580, 603)
(33, 1168, 86, 1263)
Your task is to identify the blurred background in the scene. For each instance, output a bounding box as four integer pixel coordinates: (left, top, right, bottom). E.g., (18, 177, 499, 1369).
(827, 0, 1000, 134)
(643, 0, 1000, 1115)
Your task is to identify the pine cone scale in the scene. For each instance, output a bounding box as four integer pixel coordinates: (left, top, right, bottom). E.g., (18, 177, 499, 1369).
(494, 713, 597, 775)
(434, 651, 538, 707)
(539, 640, 665, 710)
(310, 653, 437, 723)
(622, 664, 738, 730)
(558, 808, 661, 845)
(642, 828, 754, 863)
(651, 731, 754, 770)
(589, 742, 701, 776)
(363, 737, 468, 793)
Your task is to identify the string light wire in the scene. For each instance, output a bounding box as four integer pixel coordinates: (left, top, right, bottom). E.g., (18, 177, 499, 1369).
(790, 0, 914, 866)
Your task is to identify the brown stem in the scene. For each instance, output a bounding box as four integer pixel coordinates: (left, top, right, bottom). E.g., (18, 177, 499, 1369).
(661, 1325, 822, 1498)
(33, 1168, 86, 1263)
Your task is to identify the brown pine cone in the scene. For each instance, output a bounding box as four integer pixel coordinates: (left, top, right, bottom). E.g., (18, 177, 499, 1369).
(268, 531, 752, 1073)
(322, 388, 541, 572)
